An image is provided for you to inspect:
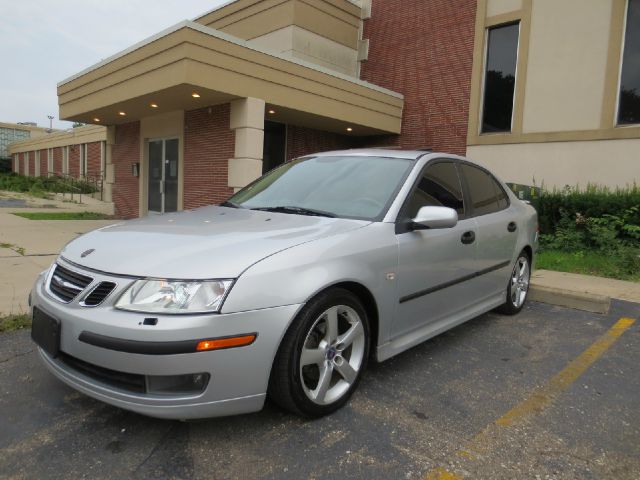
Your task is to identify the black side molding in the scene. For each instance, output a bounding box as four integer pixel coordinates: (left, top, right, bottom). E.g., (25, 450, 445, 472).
(399, 260, 511, 304)
(78, 331, 257, 355)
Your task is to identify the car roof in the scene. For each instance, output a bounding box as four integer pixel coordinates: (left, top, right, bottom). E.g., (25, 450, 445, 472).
(302, 148, 482, 165)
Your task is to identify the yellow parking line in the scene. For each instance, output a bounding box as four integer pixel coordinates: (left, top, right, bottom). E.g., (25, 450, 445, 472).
(424, 316, 636, 479)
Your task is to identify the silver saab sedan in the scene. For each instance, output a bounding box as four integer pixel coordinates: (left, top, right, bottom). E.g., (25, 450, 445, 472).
(29, 149, 537, 419)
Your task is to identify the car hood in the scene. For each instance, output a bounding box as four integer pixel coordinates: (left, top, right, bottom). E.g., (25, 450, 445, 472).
(61, 206, 370, 278)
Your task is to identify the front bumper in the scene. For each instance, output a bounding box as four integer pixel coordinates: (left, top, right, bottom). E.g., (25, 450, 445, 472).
(30, 264, 301, 419)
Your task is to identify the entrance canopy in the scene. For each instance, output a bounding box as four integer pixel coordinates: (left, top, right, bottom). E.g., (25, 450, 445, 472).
(58, 21, 404, 135)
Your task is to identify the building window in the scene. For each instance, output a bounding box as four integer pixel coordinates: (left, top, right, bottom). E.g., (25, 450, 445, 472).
(481, 22, 520, 133)
(618, 0, 640, 125)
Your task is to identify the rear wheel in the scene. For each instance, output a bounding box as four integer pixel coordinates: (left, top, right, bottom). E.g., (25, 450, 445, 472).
(268, 288, 369, 417)
(497, 251, 531, 315)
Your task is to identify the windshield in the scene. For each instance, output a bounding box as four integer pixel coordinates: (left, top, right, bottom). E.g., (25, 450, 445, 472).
(227, 155, 414, 220)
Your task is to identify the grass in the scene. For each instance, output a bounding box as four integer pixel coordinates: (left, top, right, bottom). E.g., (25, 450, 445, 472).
(537, 249, 640, 282)
(12, 211, 110, 220)
(0, 314, 31, 333)
(0, 242, 25, 255)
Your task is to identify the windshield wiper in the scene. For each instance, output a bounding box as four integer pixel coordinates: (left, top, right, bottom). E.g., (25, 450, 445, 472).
(219, 200, 245, 209)
(251, 206, 336, 218)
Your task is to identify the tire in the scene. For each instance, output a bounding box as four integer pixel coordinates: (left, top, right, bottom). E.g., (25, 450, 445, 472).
(268, 288, 370, 417)
(497, 251, 531, 315)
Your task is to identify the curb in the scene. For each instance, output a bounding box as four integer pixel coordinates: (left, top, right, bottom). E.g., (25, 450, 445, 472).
(529, 284, 611, 314)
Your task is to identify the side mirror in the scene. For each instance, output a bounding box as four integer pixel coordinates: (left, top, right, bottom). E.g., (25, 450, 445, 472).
(411, 206, 458, 230)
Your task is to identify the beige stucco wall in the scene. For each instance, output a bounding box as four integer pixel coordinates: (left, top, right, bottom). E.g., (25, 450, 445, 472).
(248, 25, 359, 76)
(467, 139, 640, 189)
(8, 125, 106, 154)
(486, 0, 522, 18)
(522, 0, 612, 133)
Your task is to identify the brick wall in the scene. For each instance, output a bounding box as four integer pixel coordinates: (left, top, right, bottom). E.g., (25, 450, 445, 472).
(53, 147, 63, 174)
(286, 125, 356, 161)
(360, 0, 477, 155)
(112, 122, 140, 218)
(87, 142, 102, 178)
(40, 149, 48, 177)
(69, 145, 80, 177)
(183, 104, 235, 209)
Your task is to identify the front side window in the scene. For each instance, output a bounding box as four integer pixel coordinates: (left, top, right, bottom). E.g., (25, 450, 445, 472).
(618, 0, 640, 125)
(481, 22, 520, 133)
(405, 162, 465, 219)
(229, 155, 414, 221)
(460, 164, 508, 216)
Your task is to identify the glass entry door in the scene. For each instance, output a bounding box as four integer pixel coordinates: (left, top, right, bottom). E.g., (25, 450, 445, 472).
(148, 138, 179, 214)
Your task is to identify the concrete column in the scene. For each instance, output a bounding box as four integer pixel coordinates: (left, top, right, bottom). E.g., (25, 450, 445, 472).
(228, 97, 265, 191)
(103, 126, 116, 203)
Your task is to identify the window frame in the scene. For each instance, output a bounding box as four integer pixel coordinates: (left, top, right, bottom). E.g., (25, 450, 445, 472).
(395, 159, 468, 234)
(479, 21, 521, 135)
(456, 161, 511, 218)
(616, 0, 640, 126)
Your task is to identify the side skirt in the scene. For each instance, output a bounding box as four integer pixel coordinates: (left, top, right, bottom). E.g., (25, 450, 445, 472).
(375, 292, 505, 362)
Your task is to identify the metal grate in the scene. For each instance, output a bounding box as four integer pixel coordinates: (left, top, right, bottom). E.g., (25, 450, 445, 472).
(59, 352, 146, 393)
(82, 282, 117, 306)
(48, 264, 93, 303)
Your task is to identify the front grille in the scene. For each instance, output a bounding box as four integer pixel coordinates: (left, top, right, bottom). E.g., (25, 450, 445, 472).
(59, 352, 146, 393)
(82, 282, 117, 306)
(48, 264, 93, 303)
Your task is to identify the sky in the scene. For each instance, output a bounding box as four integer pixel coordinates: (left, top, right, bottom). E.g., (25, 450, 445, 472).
(0, 0, 227, 129)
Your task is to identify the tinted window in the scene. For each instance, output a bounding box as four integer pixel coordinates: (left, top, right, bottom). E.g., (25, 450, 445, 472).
(460, 164, 508, 216)
(481, 23, 520, 133)
(406, 162, 465, 219)
(618, 0, 640, 125)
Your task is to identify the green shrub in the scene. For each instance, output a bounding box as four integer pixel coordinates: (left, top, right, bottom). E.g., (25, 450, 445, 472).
(535, 184, 640, 234)
(0, 172, 97, 194)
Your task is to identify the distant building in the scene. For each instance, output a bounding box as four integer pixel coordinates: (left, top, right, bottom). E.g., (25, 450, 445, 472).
(0, 122, 52, 159)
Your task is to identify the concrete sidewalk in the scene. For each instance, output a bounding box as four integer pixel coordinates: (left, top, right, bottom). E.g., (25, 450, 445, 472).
(530, 269, 640, 314)
(0, 197, 118, 315)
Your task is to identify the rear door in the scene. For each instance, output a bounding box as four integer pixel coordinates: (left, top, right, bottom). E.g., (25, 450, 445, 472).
(394, 160, 478, 338)
(458, 163, 517, 299)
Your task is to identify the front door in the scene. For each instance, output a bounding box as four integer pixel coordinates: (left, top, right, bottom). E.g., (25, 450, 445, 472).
(394, 161, 477, 338)
(148, 138, 179, 214)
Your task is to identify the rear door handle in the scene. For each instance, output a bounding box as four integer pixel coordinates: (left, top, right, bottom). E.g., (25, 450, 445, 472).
(461, 231, 475, 244)
(508, 221, 517, 233)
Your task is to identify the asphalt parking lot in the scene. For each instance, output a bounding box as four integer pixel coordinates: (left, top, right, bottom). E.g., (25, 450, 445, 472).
(1, 300, 638, 480)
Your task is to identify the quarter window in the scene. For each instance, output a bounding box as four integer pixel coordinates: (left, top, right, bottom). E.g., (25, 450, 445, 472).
(481, 23, 520, 133)
(405, 162, 465, 219)
(460, 164, 508, 216)
(618, 0, 640, 125)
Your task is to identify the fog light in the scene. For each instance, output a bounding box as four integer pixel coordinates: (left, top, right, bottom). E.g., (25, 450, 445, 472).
(146, 373, 210, 395)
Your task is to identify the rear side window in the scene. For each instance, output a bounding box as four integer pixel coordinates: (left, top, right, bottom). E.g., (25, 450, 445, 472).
(460, 164, 509, 216)
(405, 162, 465, 219)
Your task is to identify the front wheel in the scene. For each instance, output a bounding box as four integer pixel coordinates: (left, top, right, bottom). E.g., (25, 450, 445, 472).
(497, 252, 531, 315)
(268, 288, 369, 417)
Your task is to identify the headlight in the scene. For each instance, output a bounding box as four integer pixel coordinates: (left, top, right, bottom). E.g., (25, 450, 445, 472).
(115, 279, 233, 314)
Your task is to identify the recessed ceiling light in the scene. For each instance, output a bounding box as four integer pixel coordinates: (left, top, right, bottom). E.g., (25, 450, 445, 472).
(268, 109, 276, 114)
(150, 103, 158, 108)
(118, 111, 126, 116)
(192, 93, 201, 98)
(93, 118, 100, 122)
(346, 127, 353, 132)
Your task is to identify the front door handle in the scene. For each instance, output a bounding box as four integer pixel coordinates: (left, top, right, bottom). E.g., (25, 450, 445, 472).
(508, 221, 517, 232)
(461, 231, 475, 245)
